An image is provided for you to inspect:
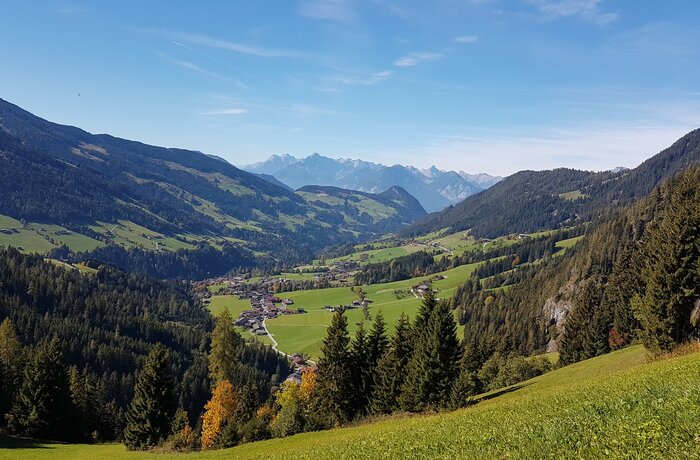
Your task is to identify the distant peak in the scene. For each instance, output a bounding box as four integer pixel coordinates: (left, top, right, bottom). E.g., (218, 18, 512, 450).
(421, 165, 445, 178)
(610, 166, 629, 174)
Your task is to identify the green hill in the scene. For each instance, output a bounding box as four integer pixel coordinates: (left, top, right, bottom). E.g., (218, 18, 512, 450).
(5, 346, 699, 459)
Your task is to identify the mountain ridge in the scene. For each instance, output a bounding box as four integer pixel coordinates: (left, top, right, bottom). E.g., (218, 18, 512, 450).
(243, 153, 502, 212)
(0, 98, 427, 274)
(402, 128, 700, 239)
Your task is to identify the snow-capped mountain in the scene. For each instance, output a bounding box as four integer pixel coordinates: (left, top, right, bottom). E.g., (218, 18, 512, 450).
(244, 153, 299, 175)
(458, 171, 503, 189)
(242, 154, 502, 212)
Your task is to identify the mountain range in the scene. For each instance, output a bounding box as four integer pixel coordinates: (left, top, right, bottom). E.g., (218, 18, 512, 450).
(0, 98, 425, 275)
(3, 95, 699, 279)
(243, 153, 502, 212)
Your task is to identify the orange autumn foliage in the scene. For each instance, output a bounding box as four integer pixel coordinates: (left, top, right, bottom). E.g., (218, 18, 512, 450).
(299, 367, 317, 400)
(201, 380, 239, 450)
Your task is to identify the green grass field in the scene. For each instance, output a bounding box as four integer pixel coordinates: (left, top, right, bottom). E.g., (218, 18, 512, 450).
(5, 345, 700, 459)
(206, 295, 251, 318)
(0, 214, 57, 253)
(0, 214, 204, 255)
(90, 220, 196, 252)
(559, 190, 590, 201)
(266, 261, 480, 358)
(315, 244, 423, 267)
(555, 235, 585, 249)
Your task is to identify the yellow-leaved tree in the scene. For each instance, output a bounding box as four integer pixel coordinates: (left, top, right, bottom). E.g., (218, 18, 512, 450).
(270, 367, 316, 437)
(201, 380, 239, 449)
(300, 366, 316, 399)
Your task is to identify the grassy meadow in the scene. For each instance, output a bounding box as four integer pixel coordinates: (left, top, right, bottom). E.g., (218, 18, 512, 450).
(206, 260, 480, 359)
(5, 345, 699, 459)
(314, 244, 423, 266)
(264, 261, 480, 358)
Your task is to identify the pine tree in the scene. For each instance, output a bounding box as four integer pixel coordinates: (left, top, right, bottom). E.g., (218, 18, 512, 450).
(234, 383, 259, 424)
(123, 344, 176, 450)
(370, 313, 412, 414)
(312, 307, 353, 427)
(349, 323, 370, 417)
(367, 310, 389, 368)
(10, 337, 76, 440)
(209, 309, 244, 383)
(632, 167, 700, 349)
(70, 366, 114, 441)
(413, 289, 438, 333)
(460, 332, 489, 393)
(364, 310, 389, 410)
(0, 318, 24, 419)
(397, 292, 437, 411)
(450, 351, 479, 409)
(400, 299, 461, 411)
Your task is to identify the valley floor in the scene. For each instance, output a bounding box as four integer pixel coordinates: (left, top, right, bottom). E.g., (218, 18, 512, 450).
(4, 345, 699, 459)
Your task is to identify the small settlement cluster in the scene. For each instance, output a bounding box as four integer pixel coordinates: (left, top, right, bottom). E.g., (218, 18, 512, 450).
(195, 275, 308, 337)
(234, 292, 306, 336)
(194, 275, 319, 384)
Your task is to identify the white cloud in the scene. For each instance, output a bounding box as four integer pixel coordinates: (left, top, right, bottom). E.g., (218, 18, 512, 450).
(526, 0, 618, 25)
(201, 108, 249, 115)
(298, 0, 356, 23)
(394, 52, 444, 67)
(409, 123, 699, 175)
(453, 35, 480, 44)
(329, 70, 392, 86)
(168, 58, 224, 79)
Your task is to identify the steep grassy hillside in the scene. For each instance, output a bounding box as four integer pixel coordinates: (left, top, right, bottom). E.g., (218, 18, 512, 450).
(5, 346, 699, 459)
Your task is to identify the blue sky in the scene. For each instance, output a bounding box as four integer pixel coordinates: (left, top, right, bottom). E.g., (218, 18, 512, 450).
(2, 1, 700, 175)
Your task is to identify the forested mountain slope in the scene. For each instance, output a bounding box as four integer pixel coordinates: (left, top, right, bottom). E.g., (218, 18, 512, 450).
(0, 247, 290, 439)
(403, 129, 700, 238)
(297, 185, 426, 232)
(0, 98, 426, 275)
(452, 164, 700, 364)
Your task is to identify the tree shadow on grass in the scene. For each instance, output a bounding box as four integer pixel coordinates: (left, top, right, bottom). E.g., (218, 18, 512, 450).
(0, 435, 56, 449)
(470, 382, 531, 404)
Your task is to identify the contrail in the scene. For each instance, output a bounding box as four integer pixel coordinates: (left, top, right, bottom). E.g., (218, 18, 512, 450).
(171, 40, 278, 89)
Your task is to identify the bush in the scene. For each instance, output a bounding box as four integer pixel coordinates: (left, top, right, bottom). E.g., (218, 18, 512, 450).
(479, 353, 553, 391)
